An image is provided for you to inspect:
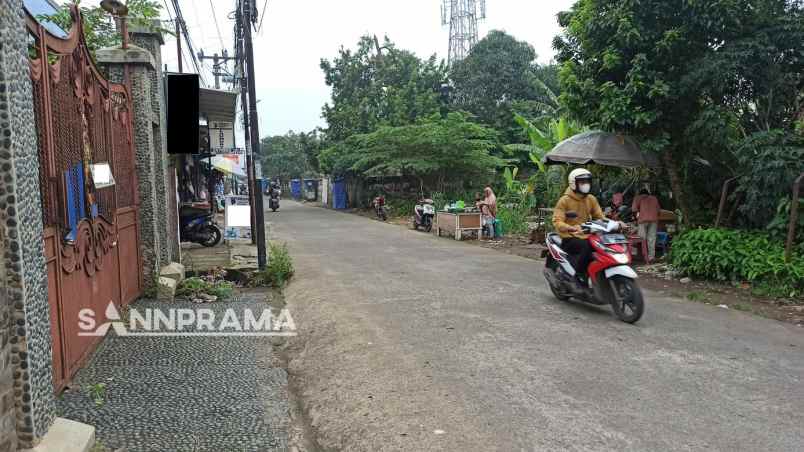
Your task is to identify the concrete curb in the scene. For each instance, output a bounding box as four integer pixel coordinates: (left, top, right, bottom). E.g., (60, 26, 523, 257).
(21, 418, 94, 452)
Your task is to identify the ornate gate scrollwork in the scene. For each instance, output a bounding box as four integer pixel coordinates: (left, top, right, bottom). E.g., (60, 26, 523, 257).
(60, 219, 117, 276)
(27, 4, 143, 391)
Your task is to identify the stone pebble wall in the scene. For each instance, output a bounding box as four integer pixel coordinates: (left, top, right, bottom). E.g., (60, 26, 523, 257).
(132, 33, 175, 264)
(102, 63, 163, 280)
(0, 2, 56, 449)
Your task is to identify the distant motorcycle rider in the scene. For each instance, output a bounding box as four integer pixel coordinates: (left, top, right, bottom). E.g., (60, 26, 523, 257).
(552, 168, 605, 281)
(268, 180, 280, 196)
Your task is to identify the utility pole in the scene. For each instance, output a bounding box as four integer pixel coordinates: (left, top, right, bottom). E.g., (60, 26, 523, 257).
(175, 20, 182, 72)
(235, 0, 257, 245)
(242, 0, 267, 269)
(197, 49, 237, 90)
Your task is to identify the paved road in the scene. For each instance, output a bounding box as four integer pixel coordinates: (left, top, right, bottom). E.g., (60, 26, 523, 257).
(272, 201, 803, 452)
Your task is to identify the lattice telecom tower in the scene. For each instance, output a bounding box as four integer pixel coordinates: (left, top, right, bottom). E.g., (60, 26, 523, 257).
(441, 0, 486, 65)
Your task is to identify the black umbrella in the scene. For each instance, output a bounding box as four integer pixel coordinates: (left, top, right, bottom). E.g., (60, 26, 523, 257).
(543, 131, 659, 168)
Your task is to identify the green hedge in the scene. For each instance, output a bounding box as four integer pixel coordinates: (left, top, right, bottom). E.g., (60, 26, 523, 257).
(670, 228, 804, 298)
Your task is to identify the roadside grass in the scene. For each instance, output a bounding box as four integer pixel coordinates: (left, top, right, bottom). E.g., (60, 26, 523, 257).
(90, 442, 111, 452)
(686, 291, 709, 303)
(176, 275, 234, 300)
(685, 290, 770, 318)
(250, 241, 294, 288)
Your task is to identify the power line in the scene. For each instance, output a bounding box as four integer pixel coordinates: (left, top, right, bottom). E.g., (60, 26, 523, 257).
(208, 0, 226, 49)
(189, 0, 209, 49)
(170, 0, 207, 86)
(256, 0, 269, 34)
(161, 0, 191, 73)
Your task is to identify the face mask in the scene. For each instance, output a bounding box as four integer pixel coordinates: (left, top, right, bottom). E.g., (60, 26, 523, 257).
(578, 183, 591, 194)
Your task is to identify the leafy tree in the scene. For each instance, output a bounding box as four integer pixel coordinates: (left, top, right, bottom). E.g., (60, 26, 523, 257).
(520, 63, 562, 127)
(40, 0, 167, 53)
(450, 30, 550, 142)
(319, 112, 504, 192)
(297, 129, 325, 175)
(732, 131, 804, 229)
(320, 35, 447, 142)
(260, 131, 321, 181)
(554, 0, 804, 224)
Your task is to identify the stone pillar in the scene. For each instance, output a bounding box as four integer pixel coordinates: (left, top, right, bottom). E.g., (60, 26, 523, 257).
(96, 46, 167, 281)
(129, 23, 176, 264)
(0, 1, 56, 449)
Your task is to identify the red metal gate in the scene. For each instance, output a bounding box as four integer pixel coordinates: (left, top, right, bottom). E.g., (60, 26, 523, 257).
(27, 7, 142, 392)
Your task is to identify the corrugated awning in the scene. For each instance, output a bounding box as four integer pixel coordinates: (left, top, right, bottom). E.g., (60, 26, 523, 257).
(199, 88, 238, 123)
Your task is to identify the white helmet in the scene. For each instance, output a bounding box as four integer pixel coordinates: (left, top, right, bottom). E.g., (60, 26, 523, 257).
(568, 168, 593, 192)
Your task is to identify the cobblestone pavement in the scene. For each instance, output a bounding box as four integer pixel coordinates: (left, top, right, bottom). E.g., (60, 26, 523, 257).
(58, 294, 288, 452)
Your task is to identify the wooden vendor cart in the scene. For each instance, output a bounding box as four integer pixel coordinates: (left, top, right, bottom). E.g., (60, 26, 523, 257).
(435, 211, 483, 240)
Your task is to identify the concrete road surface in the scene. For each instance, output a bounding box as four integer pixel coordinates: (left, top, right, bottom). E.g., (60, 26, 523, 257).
(270, 201, 803, 452)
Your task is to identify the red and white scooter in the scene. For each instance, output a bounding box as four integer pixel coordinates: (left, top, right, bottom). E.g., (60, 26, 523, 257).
(544, 219, 645, 323)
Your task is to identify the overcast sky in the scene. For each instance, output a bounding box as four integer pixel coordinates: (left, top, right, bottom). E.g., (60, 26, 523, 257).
(81, 0, 576, 138)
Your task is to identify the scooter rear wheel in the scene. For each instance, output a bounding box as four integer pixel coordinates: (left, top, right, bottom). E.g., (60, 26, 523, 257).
(607, 276, 644, 323)
(545, 257, 571, 301)
(549, 280, 571, 301)
(200, 225, 222, 247)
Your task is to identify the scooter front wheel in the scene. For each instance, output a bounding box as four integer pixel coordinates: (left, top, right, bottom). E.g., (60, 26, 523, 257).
(606, 276, 644, 323)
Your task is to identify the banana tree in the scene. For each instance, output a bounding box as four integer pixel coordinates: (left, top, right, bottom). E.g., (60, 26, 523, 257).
(509, 113, 586, 206)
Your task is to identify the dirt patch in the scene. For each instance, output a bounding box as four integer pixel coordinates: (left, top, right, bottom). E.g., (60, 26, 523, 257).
(475, 234, 546, 260)
(352, 208, 415, 228)
(267, 287, 322, 452)
(636, 265, 804, 326)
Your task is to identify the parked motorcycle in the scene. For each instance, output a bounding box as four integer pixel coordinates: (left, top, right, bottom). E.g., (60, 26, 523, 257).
(180, 205, 221, 247)
(543, 219, 644, 323)
(373, 196, 387, 221)
(412, 198, 435, 232)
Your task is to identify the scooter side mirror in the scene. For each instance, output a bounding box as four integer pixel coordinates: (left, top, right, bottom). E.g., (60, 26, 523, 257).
(566, 211, 578, 220)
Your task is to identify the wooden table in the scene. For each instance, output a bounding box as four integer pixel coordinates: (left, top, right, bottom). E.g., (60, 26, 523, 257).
(435, 211, 483, 240)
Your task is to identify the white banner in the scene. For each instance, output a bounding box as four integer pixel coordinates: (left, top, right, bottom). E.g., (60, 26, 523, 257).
(209, 121, 234, 151)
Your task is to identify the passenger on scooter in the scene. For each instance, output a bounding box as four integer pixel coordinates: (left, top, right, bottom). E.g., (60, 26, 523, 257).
(552, 169, 606, 281)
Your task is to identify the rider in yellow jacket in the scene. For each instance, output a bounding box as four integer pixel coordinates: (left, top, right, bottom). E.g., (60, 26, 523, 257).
(552, 168, 605, 280)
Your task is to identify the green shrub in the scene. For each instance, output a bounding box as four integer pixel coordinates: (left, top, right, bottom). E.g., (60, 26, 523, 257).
(252, 242, 295, 288)
(176, 276, 234, 300)
(385, 197, 417, 218)
(498, 204, 530, 235)
(670, 228, 804, 298)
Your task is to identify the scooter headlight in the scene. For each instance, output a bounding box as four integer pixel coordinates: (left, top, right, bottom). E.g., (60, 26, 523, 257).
(614, 253, 630, 264)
